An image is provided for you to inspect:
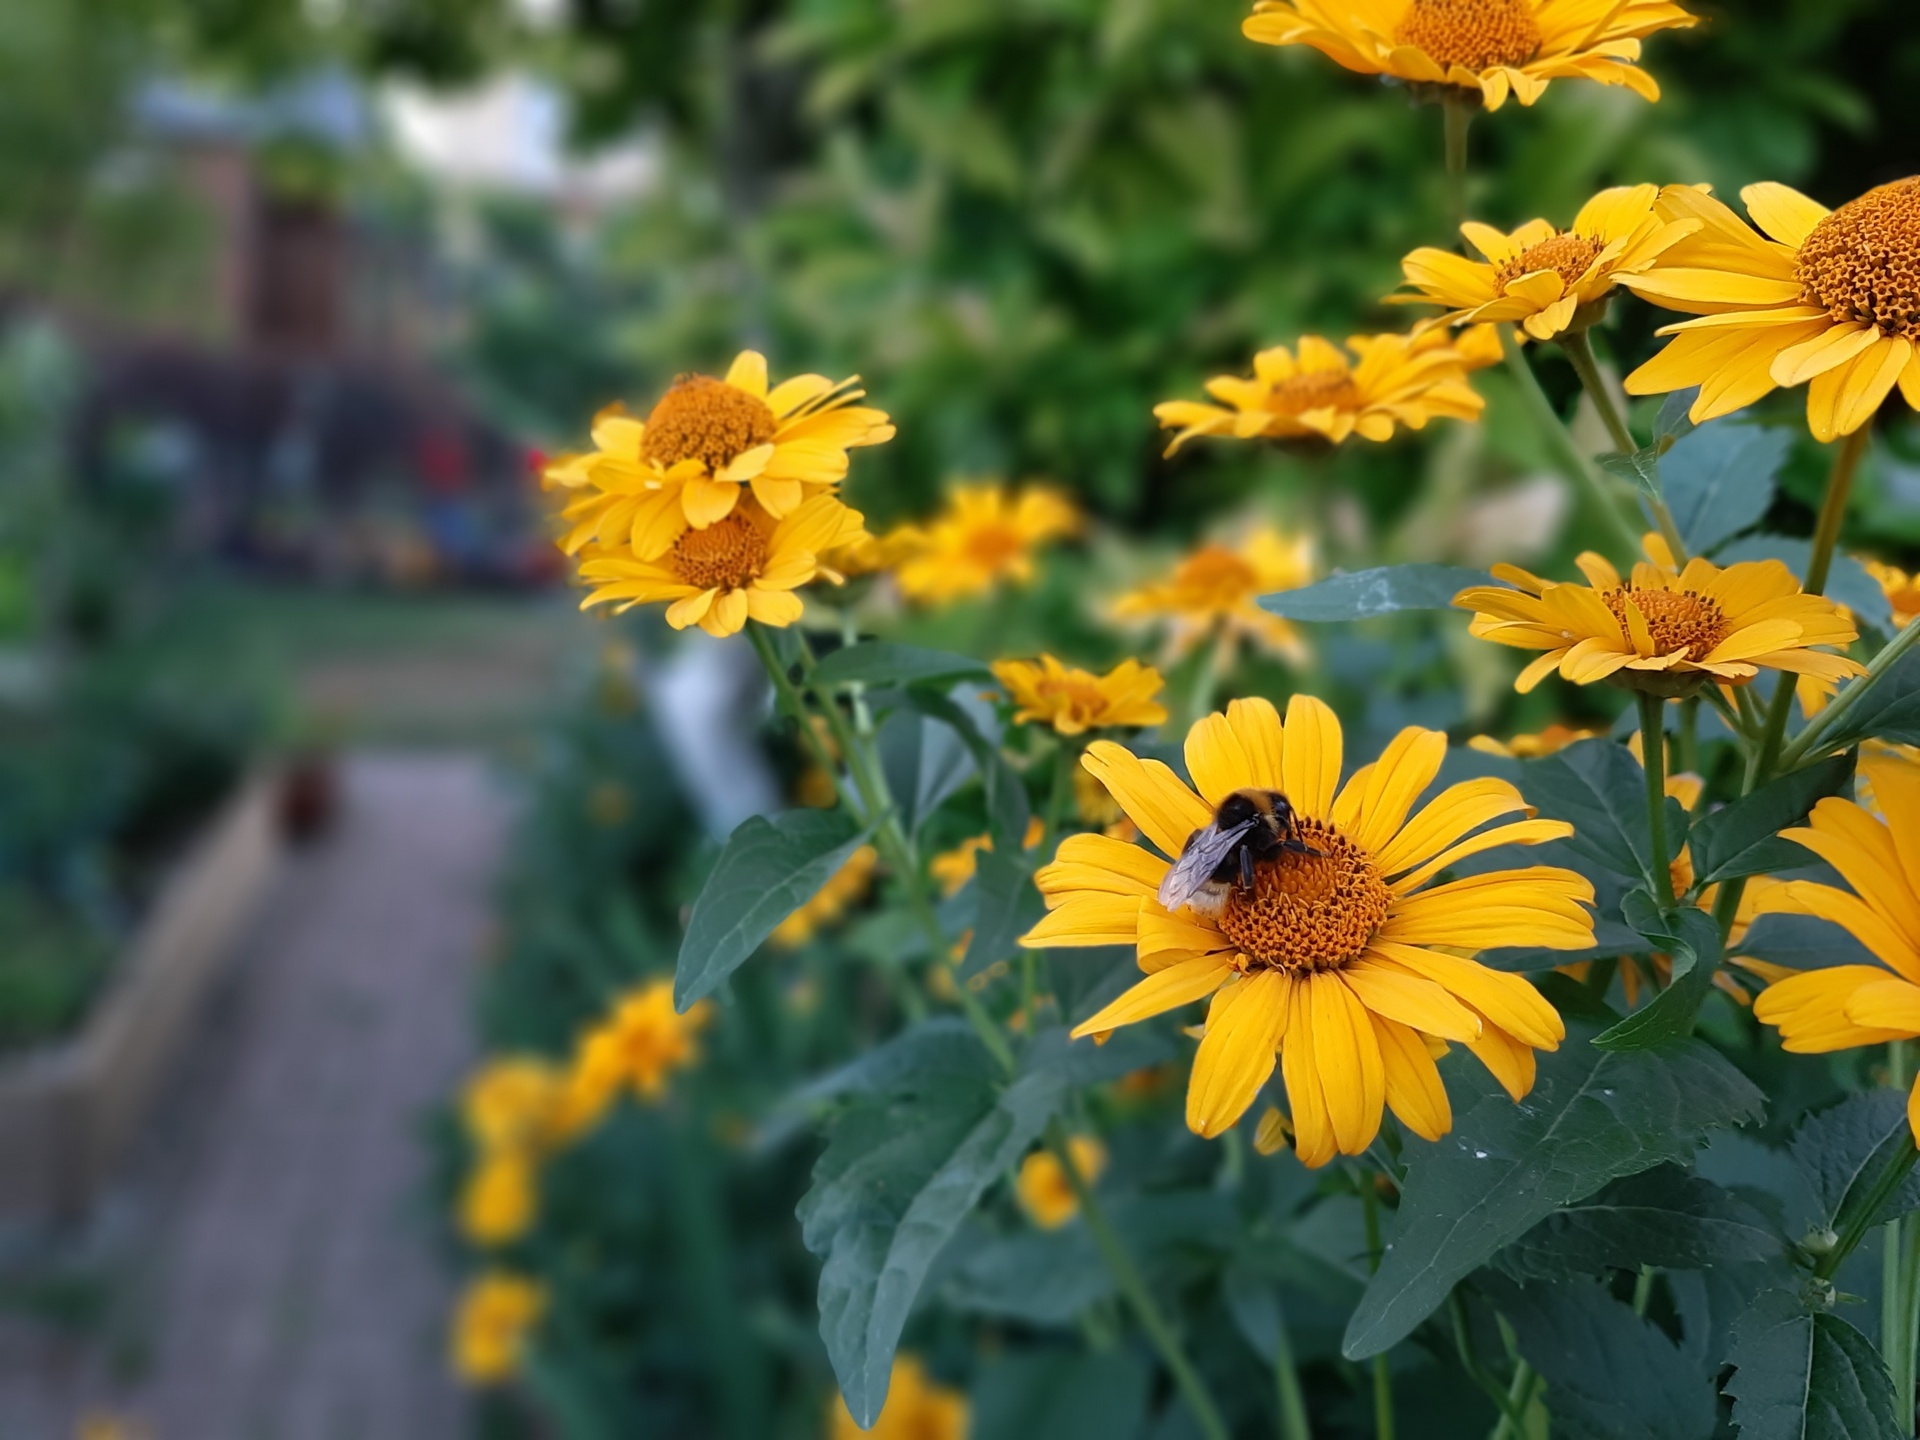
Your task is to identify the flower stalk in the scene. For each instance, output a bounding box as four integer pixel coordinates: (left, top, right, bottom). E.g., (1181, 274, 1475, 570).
(1637, 692, 1677, 908)
(1558, 328, 1688, 564)
(1500, 327, 1642, 559)
(1361, 1173, 1396, 1440)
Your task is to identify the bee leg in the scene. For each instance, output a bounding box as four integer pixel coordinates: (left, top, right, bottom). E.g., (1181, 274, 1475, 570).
(1239, 846, 1256, 891)
(1282, 837, 1327, 858)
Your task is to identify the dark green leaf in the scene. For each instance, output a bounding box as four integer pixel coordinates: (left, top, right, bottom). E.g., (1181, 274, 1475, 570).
(1485, 1276, 1718, 1440)
(1717, 535, 1893, 634)
(878, 706, 976, 835)
(1662, 421, 1789, 555)
(1343, 1026, 1764, 1358)
(1726, 1289, 1904, 1440)
(1258, 564, 1491, 621)
(1604, 446, 1664, 504)
(1690, 754, 1855, 885)
(944, 1226, 1111, 1324)
(972, 1351, 1150, 1440)
(1654, 390, 1698, 449)
(959, 846, 1043, 980)
(798, 1029, 1066, 1426)
(1592, 899, 1721, 1051)
(1020, 1023, 1175, 1088)
(1736, 914, 1876, 971)
(812, 641, 992, 689)
(1519, 739, 1662, 887)
(675, 809, 871, 1009)
(1497, 1165, 1779, 1280)
(1821, 647, 1920, 751)
(894, 686, 1030, 847)
(1790, 1091, 1920, 1232)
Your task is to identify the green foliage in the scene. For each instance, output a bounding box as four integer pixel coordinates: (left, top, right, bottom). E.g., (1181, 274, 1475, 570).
(1259, 564, 1494, 621)
(1496, 1165, 1779, 1281)
(1518, 739, 1671, 889)
(1790, 1091, 1920, 1234)
(1726, 1289, 1906, 1440)
(1689, 754, 1854, 885)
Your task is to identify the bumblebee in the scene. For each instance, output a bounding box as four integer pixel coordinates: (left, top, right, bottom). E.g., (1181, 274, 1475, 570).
(1156, 788, 1319, 915)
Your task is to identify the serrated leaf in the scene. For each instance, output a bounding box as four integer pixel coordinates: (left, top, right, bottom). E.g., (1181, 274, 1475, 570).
(1258, 564, 1492, 620)
(799, 1030, 1067, 1426)
(675, 809, 872, 1009)
(1342, 1025, 1765, 1359)
(1497, 1165, 1779, 1280)
(1726, 1289, 1904, 1440)
(1717, 535, 1893, 634)
(1519, 739, 1663, 887)
(812, 641, 992, 688)
(971, 1351, 1150, 1440)
(1662, 421, 1789, 554)
(1820, 646, 1920, 751)
(1790, 1090, 1920, 1232)
(1735, 913, 1877, 971)
(1484, 1276, 1718, 1440)
(1592, 899, 1721, 1051)
(1690, 754, 1856, 885)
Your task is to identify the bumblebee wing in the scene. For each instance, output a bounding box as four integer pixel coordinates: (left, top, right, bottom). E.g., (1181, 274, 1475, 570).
(1156, 819, 1257, 913)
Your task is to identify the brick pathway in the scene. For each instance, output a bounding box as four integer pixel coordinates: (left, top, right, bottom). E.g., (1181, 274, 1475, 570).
(0, 754, 508, 1440)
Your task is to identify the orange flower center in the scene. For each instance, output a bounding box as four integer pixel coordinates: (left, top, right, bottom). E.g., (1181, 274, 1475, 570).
(1034, 674, 1114, 724)
(1601, 586, 1730, 661)
(1393, 0, 1542, 72)
(962, 522, 1025, 571)
(1267, 368, 1360, 415)
(1214, 819, 1390, 971)
(1796, 176, 1920, 338)
(1496, 232, 1604, 294)
(641, 374, 778, 471)
(1171, 548, 1259, 609)
(670, 511, 769, 591)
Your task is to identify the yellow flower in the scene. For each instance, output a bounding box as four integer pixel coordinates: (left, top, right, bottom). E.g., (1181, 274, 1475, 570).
(451, 1271, 545, 1386)
(771, 845, 880, 947)
(545, 351, 892, 557)
(1749, 757, 1920, 1141)
(564, 978, 714, 1130)
(1396, 186, 1700, 342)
(888, 483, 1079, 605)
(1152, 328, 1490, 453)
(930, 817, 1047, 898)
(1015, 1135, 1108, 1229)
(828, 1354, 969, 1440)
(1021, 696, 1592, 1161)
(1623, 179, 1920, 440)
(460, 1151, 537, 1247)
(1242, 0, 1697, 111)
(572, 493, 868, 637)
(991, 655, 1169, 736)
(1455, 533, 1866, 696)
(1862, 557, 1920, 631)
(462, 1056, 572, 1156)
(1467, 723, 1606, 758)
(1113, 527, 1315, 664)
(76, 1417, 150, 1440)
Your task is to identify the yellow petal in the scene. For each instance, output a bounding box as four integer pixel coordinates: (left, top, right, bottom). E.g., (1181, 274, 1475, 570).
(1069, 953, 1236, 1038)
(1186, 971, 1290, 1139)
(1082, 742, 1212, 860)
(1281, 694, 1343, 821)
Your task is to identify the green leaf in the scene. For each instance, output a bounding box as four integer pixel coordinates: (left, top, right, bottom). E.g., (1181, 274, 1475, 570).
(1342, 1025, 1764, 1359)
(1690, 754, 1855, 885)
(1592, 898, 1721, 1051)
(1821, 647, 1920, 750)
(675, 809, 872, 1009)
(798, 1026, 1066, 1426)
(877, 705, 977, 835)
(1653, 389, 1698, 449)
(1717, 536, 1893, 634)
(1519, 739, 1664, 887)
(1485, 1276, 1718, 1440)
(1726, 1289, 1905, 1440)
(811, 641, 992, 689)
(1258, 564, 1491, 621)
(1661, 420, 1789, 555)
(972, 1351, 1150, 1440)
(1603, 446, 1664, 505)
(959, 845, 1043, 981)
(1736, 913, 1877, 971)
(1496, 1165, 1779, 1280)
(894, 686, 1030, 847)
(1790, 1090, 1920, 1232)
(945, 1225, 1112, 1324)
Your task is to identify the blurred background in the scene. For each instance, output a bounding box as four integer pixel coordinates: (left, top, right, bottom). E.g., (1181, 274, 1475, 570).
(0, 0, 1916, 1435)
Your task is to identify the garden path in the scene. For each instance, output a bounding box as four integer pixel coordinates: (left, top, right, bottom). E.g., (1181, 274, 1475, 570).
(0, 753, 509, 1440)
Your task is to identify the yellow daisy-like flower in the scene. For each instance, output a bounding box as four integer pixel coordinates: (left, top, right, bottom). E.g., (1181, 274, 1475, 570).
(544, 351, 892, 558)
(1623, 179, 1920, 440)
(459, 1151, 537, 1247)
(930, 817, 1047, 898)
(1467, 723, 1606, 758)
(572, 493, 868, 638)
(1152, 328, 1493, 454)
(886, 483, 1080, 605)
(991, 655, 1169, 736)
(770, 845, 879, 948)
(462, 1056, 572, 1156)
(1113, 527, 1315, 663)
(1021, 696, 1592, 1160)
(1454, 534, 1866, 695)
(1862, 557, 1920, 631)
(451, 1271, 545, 1386)
(563, 978, 714, 1132)
(1015, 1135, 1108, 1229)
(1749, 757, 1920, 1141)
(1396, 186, 1700, 342)
(1242, 0, 1697, 111)
(829, 1355, 969, 1440)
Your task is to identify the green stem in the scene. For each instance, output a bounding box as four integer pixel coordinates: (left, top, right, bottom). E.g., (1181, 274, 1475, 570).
(1781, 617, 1920, 770)
(1816, 1138, 1920, 1280)
(1049, 1119, 1229, 1440)
(1632, 1264, 1657, 1318)
(1274, 1313, 1313, 1440)
(1044, 739, 1079, 844)
(1448, 1291, 1533, 1435)
(1501, 327, 1641, 560)
(1491, 1363, 1539, 1440)
(1638, 692, 1676, 908)
(668, 1116, 768, 1440)
(1442, 98, 1472, 225)
(1559, 329, 1686, 563)
(1888, 1041, 1919, 1437)
(1361, 1175, 1396, 1440)
(747, 622, 853, 809)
